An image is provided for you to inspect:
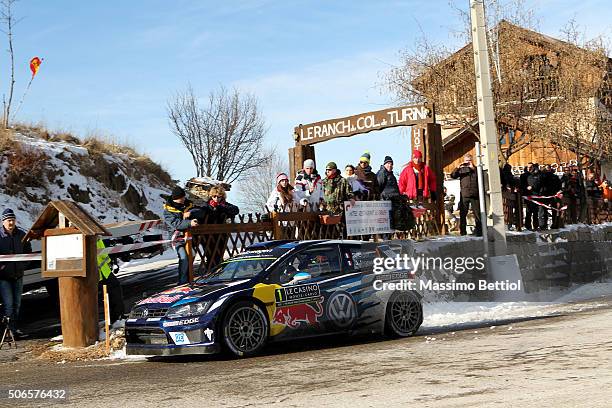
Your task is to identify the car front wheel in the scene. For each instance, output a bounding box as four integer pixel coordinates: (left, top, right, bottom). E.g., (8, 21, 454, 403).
(222, 301, 268, 357)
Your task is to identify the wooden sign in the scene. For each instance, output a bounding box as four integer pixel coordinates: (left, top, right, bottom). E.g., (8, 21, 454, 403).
(411, 126, 427, 158)
(43, 233, 85, 276)
(294, 104, 433, 145)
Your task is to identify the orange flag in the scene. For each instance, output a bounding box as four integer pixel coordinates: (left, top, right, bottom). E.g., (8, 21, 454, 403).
(29, 57, 42, 78)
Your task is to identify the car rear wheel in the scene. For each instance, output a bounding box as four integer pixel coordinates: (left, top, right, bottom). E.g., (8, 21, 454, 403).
(385, 291, 423, 337)
(222, 301, 268, 357)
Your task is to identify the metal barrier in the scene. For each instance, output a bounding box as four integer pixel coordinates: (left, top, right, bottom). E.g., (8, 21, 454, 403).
(501, 195, 612, 229)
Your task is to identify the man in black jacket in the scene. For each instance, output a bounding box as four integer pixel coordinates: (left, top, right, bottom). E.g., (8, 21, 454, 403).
(163, 187, 198, 285)
(524, 163, 540, 231)
(538, 165, 562, 230)
(0, 208, 32, 338)
(451, 154, 481, 236)
(376, 156, 400, 200)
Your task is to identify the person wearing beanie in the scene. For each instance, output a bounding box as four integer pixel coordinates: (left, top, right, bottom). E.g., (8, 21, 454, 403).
(398, 149, 437, 201)
(354, 151, 380, 200)
(0, 208, 32, 339)
(377, 155, 400, 200)
(323, 161, 354, 214)
(163, 186, 198, 284)
(266, 173, 305, 212)
(294, 158, 323, 207)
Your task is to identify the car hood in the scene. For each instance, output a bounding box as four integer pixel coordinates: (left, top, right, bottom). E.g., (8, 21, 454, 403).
(134, 279, 252, 309)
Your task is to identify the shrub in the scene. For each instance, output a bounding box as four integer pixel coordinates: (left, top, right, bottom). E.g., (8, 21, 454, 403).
(4, 143, 48, 194)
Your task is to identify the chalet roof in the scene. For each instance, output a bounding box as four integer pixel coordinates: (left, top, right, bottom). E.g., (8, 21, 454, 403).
(443, 119, 479, 148)
(25, 200, 110, 241)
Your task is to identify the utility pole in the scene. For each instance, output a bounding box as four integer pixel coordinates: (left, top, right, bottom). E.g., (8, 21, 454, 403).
(470, 0, 507, 256)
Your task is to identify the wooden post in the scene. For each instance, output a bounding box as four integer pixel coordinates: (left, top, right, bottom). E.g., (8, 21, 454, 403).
(271, 212, 282, 240)
(58, 235, 98, 348)
(185, 231, 194, 284)
(289, 144, 315, 181)
(103, 284, 110, 354)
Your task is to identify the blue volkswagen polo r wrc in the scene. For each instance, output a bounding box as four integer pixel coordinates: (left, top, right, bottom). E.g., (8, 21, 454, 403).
(125, 240, 423, 358)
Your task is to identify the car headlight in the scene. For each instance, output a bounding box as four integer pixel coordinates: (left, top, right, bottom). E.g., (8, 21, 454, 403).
(166, 300, 211, 319)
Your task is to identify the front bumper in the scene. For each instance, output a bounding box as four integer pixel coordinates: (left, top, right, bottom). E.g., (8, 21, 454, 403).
(125, 315, 220, 357)
(126, 342, 221, 356)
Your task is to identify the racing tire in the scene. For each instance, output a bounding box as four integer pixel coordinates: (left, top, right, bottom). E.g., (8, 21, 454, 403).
(222, 301, 269, 358)
(384, 291, 423, 338)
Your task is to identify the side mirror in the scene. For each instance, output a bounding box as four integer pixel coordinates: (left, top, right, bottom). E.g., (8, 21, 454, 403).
(290, 272, 312, 284)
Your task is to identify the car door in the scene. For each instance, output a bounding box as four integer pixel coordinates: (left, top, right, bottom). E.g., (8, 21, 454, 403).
(263, 245, 343, 338)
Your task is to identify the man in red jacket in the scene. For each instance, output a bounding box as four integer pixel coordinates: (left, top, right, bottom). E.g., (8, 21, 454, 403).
(398, 150, 437, 201)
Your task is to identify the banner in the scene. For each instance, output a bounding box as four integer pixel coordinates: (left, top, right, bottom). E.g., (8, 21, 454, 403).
(344, 200, 394, 236)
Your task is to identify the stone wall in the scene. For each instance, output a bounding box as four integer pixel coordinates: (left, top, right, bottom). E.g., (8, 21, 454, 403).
(392, 223, 612, 296)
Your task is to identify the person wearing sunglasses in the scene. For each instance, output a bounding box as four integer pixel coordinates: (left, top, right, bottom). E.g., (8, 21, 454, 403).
(200, 186, 240, 270)
(354, 151, 380, 200)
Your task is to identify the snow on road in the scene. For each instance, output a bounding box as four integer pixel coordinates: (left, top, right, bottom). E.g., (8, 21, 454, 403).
(422, 280, 612, 331)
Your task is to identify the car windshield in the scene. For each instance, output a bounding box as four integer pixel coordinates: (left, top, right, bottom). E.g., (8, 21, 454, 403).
(197, 257, 276, 283)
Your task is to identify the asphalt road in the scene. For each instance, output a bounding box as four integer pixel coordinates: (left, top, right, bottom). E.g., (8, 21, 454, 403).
(2, 294, 612, 407)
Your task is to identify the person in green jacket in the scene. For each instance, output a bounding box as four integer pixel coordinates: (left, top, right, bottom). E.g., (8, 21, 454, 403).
(322, 162, 354, 215)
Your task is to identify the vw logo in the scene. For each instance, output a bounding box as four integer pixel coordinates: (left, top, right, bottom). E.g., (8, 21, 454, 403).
(142, 308, 149, 318)
(326, 292, 357, 329)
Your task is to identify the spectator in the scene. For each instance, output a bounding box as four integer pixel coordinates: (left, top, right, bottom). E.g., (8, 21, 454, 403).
(294, 159, 323, 208)
(377, 156, 400, 200)
(354, 151, 380, 200)
(163, 187, 198, 285)
(501, 163, 520, 230)
(538, 164, 562, 230)
(450, 154, 481, 236)
(266, 173, 304, 212)
(519, 162, 533, 195)
(585, 172, 602, 198)
(600, 179, 611, 209)
(197, 186, 239, 271)
(322, 162, 354, 215)
(344, 165, 368, 199)
(398, 150, 437, 202)
(0, 208, 32, 339)
(524, 163, 541, 231)
(561, 166, 579, 224)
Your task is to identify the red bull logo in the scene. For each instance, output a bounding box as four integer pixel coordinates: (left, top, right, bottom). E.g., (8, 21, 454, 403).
(273, 299, 323, 328)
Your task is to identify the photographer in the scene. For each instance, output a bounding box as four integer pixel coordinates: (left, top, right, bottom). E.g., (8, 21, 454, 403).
(163, 186, 198, 285)
(451, 154, 481, 236)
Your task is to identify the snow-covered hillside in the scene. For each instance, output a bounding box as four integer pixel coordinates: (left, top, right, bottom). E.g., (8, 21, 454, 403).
(0, 130, 175, 227)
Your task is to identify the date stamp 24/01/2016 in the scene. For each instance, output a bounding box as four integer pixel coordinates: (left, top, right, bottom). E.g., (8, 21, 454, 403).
(4, 389, 68, 400)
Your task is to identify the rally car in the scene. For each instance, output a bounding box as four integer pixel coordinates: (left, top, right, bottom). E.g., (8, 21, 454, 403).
(125, 240, 423, 357)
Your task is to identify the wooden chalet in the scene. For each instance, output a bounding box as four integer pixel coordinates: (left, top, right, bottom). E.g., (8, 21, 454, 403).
(411, 21, 612, 177)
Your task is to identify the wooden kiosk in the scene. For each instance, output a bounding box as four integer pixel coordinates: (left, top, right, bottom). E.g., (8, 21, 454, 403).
(25, 201, 110, 348)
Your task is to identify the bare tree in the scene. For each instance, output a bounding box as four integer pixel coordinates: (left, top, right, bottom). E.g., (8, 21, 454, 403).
(237, 146, 287, 214)
(1, 0, 18, 129)
(167, 84, 267, 183)
(536, 20, 612, 169)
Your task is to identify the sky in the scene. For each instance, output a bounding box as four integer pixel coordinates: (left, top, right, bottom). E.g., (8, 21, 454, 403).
(5, 0, 611, 201)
